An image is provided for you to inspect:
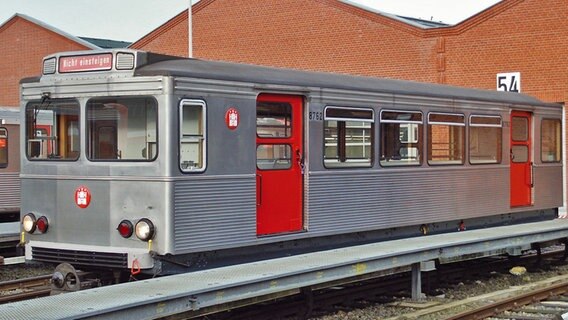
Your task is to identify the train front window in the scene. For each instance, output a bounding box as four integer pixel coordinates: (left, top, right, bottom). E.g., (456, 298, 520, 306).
(469, 115, 502, 164)
(87, 97, 158, 161)
(428, 113, 465, 165)
(380, 111, 423, 166)
(25, 99, 80, 160)
(0, 128, 7, 167)
(324, 106, 374, 168)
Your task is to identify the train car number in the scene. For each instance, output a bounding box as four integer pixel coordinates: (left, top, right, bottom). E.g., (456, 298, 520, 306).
(309, 111, 323, 121)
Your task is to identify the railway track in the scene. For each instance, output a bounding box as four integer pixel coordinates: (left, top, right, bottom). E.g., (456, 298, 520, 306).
(189, 248, 568, 320)
(447, 279, 568, 320)
(0, 275, 51, 304)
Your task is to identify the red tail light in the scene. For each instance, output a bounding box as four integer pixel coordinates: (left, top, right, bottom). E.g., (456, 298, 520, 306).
(117, 220, 133, 238)
(36, 216, 49, 233)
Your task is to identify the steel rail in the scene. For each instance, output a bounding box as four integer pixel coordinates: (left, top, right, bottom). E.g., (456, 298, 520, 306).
(0, 275, 52, 304)
(446, 280, 568, 320)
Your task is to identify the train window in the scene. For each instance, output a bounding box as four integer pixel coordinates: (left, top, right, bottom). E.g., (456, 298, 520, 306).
(179, 99, 206, 172)
(257, 144, 292, 170)
(380, 110, 422, 166)
(541, 119, 561, 162)
(87, 97, 158, 161)
(0, 128, 7, 168)
(511, 145, 529, 163)
(257, 102, 291, 138)
(511, 117, 528, 141)
(428, 113, 465, 165)
(324, 106, 373, 168)
(25, 99, 80, 160)
(469, 115, 502, 164)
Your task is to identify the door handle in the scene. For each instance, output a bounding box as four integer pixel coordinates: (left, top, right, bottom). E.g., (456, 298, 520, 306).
(296, 148, 305, 174)
(530, 162, 534, 188)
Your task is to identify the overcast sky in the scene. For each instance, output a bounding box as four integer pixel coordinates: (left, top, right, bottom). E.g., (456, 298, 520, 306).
(0, 0, 501, 42)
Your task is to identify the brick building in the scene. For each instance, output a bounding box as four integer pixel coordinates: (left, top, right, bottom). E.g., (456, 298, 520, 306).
(130, 0, 567, 208)
(0, 14, 98, 107)
(0, 14, 129, 108)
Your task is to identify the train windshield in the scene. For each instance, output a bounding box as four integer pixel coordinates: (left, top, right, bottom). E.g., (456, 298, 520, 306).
(25, 99, 80, 160)
(87, 97, 157, 161)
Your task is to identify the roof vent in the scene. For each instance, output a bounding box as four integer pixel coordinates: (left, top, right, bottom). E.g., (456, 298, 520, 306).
(116, 52, 135, 70)
(43, 57, 56, 75)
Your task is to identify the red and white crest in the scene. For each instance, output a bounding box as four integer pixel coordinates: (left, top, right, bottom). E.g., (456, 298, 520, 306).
(75, 186, 91, 209)
(225, 108, 239, 130)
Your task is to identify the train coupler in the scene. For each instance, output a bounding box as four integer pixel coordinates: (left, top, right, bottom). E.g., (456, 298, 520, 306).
(50, 263, 102, 295)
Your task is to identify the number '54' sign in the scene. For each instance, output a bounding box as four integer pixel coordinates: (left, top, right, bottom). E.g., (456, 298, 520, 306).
(496, 72, 521, 93)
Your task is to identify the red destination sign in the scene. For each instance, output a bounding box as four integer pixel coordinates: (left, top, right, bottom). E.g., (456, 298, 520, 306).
(59, 53, 113, 73)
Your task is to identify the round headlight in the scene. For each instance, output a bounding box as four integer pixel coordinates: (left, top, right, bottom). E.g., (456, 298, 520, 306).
(135, 218, 155, 241)
(37, 216, 49, 233)
(22, 213, 37, 233)
(117, 220, 133, 238)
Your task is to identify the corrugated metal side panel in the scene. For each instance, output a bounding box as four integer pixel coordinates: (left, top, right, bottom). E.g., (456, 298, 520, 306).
(174, 176, 256, 252)
(534, 165, 563, 208)
(0, 172, 20, 211)
(307, 168, 510, 233)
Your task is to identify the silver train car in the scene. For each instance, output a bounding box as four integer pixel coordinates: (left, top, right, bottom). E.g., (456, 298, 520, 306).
(19, 50, 563, 278)
(0, 107, 20, 221)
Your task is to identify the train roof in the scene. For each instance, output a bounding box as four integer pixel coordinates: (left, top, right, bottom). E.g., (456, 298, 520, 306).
(135, 56, 556, 108)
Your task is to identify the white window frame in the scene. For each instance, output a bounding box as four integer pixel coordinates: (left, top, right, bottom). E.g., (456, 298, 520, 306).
(179, 99, 207, 173)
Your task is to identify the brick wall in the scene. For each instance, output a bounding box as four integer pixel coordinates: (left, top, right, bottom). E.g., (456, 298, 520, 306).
(132, 0, 438, 82)
(0, 16, 90, 107)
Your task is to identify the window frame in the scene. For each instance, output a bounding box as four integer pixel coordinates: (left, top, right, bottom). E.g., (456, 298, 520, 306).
(179, 99, 207, 173)
(427, 112, 466, 166)
(541, 118, 562, 163)
(256, 101, 292, 139)
(25, 99, 81, 161)
(256, 144, 292, 171)
(323, 106, 374, 169)
(379, 109, 423, 167)
(86, 96, 159, 162)
(468, 114, 503, 165)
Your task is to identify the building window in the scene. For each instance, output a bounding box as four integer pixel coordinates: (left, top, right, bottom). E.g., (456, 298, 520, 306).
(25, 99, 80, 161)
(541, 119, 561, 162)
(0, 128, 7, 168)
(87, 97, 158, 161)
(324, 106, 374, 168)
(469, 115, 502, 164)
(180, 99, 206, 172)
(428, 113, 465, 165)
(380, 110, 422, 166)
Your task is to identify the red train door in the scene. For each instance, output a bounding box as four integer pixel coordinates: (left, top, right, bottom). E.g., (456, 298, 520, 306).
(510, 111, 532, 207)
(256, 94, 304, 235)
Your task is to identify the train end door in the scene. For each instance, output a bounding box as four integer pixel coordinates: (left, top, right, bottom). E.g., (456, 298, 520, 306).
(256, 94, 304, 235)
(510, 111, 532, 207)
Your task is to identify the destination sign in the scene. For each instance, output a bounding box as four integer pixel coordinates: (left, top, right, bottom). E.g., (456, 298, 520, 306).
(59, 53, 113, 73)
